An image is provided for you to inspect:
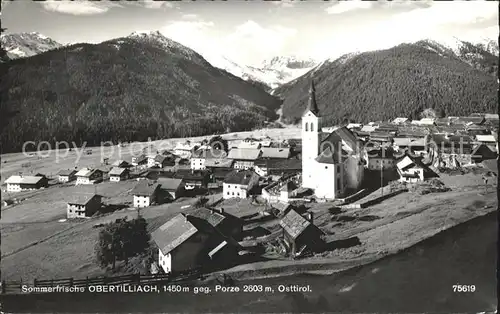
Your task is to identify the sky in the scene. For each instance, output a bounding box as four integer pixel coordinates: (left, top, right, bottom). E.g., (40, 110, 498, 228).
(1, 0, 498, 67)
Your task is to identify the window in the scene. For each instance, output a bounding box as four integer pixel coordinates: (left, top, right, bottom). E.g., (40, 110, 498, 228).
(237, 193, 240, 197)
(311, 123, 314, 132)
(305, 123, 309, 131)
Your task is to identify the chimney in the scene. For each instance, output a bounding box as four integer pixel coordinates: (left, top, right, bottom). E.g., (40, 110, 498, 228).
(184, 214, 190, 222)
(307, 212, 313, 224)
(219, 207, 225, 215)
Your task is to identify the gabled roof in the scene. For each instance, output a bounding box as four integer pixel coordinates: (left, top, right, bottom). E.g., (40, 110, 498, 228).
(315, 146, 347, 164)
(192, 149, 227, 159)
(58, 169, 77, 176)
(75, 168, 102, 178)
(279, 209, 313, 240)
(392, 117, 409, 124)
(223, 170, 259, 186)
(255, 158, 302, 170)
(109, 167, 128, 176)
(154, 155, 168, 163)
(396, 154, 438, 179)
(188, 207, 226, 228)
(151, 214, 199, 255)
(5, 175, 45, 185)
(475, 135, 496, 143)
(280, 180, 298, 192)
(112, 160, 131, 167)
(157, 177, 183, 191)
(227, 148, 262, 161)
(131, 181, 160, 196)
(174, 169, 209, 181)
(482, 159, 498, 174)
(204, 158, 234, 168)
(484, 114, 499, 121)
(68, 193, 100, 205)
(260, 147, 291, 159)
(396, 155, 425, 171)
(360, 125, 377, 133)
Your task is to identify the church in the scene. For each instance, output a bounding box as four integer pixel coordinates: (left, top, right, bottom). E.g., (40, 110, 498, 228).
(301, 80, 365, 200)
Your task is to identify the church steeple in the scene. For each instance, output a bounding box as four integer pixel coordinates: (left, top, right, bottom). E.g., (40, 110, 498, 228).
(307, 79, 319, 116)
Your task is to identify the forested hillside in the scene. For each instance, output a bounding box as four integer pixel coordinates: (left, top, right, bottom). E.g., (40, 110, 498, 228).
(0, 33, 281, 153)
(275, 42, 498, 125)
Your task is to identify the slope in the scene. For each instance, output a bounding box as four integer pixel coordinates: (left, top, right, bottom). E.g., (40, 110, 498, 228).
(274, 42, 498, 125)
(0, 32, 282, 153)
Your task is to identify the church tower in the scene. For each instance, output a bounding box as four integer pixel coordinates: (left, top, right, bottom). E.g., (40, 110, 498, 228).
(301, 79, 322, 189)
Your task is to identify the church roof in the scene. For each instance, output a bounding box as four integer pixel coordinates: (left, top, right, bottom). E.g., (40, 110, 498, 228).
(305, 80, 319, 116)
(315, 145, 348, 164)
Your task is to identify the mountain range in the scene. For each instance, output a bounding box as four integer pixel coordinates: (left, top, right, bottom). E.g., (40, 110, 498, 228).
(0, 31, 282, 153)
(0, 32, 63, 59)
(274, 38, 499, 125)
(0, 31, 498, 153)
(203, 54, 317, 90)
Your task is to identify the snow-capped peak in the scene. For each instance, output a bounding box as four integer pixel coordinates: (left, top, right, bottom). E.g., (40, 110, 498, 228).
(0, 32, 62, 59)
(262, 56, 318, 70)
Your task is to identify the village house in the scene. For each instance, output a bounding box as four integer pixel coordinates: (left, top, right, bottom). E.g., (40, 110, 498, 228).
(279, 180, 299, 202)
(449, 116, 486, 126)
(131, 181, 160, 208)
(392, 117, 409, 124)
(222, 170, 260, 199)
(131, 154, 148, 167)
(260, 147, 291, 160)
(254, 158, 302, 178)
(157, 177, 184, 200)
(280, 209, 324, 257)
(238, 137, 262, 149)
(188, 207, 243, 239)
(5, 174, 49, 192)
(369, 131, 394, 144)
(109, 167, 130, 182)
(360, 124, 377, 133)
(67, 193, 101, 219)
(209, 168, 234, 185)
(174, 141, 200, 159)
(58, 169, 77, 183)
(152, 213, 235, 274)
(111, 160, 132, 168)
(227, 148, 262, 170)
(75, 168, 104, 185)
(346, 123, 363, 130)
(366, 148, 396, 170)
(430, 134, 475, 167)
(396, 154, 438, 183)
(392, 137, 427, 155)
(174, 170, 210, 190)
(412, 118, 436, 126)
(470, 143, 497, 163)
(204, 158, 234, 172)
(148, 154, 174, 169)
(190, 149, 227, 171)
